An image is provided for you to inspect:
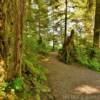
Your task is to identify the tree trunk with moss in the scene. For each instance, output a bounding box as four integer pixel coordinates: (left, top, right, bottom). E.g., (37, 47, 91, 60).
(0, 0, 7, 59)
(14, 0, 25, 76)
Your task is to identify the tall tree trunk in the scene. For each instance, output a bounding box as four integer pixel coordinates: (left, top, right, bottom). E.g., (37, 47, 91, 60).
(52, 6, 55, 50)
(14, 0, 25, 76)
(0, 0, 7, 59)
(63, 0, 67, 49)
(64, 0, 67, 39)
(0, 0, 7, 86)
(93, 0, 100, 48)
(38, 7, 42, 45)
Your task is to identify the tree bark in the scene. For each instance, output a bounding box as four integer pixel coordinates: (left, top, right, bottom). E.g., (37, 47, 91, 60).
(93, 0, 100, 48)
(0, 0, 7, 59)
(14, 0, 25, 76)
(63, 0, 67, 49)
(64, 0, 67, 38)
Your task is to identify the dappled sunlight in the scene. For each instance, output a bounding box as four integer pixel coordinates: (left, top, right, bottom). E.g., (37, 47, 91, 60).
(40, 57, 52, 64)
(41, 58, 50, 62)
(74, 85, 100, 94)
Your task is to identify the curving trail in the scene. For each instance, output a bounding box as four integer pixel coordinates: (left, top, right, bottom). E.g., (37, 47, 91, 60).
(41, 52, 100, 100)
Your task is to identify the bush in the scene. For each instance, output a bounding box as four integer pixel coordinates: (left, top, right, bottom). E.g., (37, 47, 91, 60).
(75, 45, 100, 71)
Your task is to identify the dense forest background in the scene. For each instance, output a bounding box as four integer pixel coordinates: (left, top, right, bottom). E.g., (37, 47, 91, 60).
(0, 0, 100, 100)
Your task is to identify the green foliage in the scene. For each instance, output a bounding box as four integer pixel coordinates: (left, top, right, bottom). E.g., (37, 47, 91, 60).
(33, 69, 50, 100)
(33, 65, 48, 89)
(75, 46, 89, 65)
(23, 31, 38, 54)
(38, 42, 51, 55)
(23, 55, 49, 98)
(11, 77, 24, 92)
(20, 90, 33, 100)
(0, 82, 8, 96)
(88, 58, 100, 71)
(24, 58, 50, 99)
(75, 45, 100, 71)
(21, 21, 51, 98)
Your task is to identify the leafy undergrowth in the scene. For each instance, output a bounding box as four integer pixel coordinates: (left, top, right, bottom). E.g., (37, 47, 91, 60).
(0, 64, 51, 100)
(75, 45, 100, 72)
(58, 42, 100, 72)
(0, 33, 52, 99)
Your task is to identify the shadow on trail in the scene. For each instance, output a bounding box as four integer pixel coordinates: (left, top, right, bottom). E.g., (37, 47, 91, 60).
(40, 52, 100, 100)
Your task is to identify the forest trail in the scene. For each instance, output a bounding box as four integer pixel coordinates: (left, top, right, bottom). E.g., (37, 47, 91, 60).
(40, 52, 100, 100)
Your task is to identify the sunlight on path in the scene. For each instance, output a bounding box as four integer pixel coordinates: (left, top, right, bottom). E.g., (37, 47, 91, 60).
(75, 85, 100, 94)
(41, 52, 100, 100)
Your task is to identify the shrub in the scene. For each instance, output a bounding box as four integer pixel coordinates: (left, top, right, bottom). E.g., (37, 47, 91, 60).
(75, 45, 100, 71)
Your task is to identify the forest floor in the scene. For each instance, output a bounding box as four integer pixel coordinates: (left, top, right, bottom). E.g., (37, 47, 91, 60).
(40, 52, 100, 100)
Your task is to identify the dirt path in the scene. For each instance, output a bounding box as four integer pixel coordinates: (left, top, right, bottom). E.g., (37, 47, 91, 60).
(41, 52, 100, 100)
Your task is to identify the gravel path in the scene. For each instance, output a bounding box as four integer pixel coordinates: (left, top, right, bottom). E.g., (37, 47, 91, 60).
(41, 52, 100, 100)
